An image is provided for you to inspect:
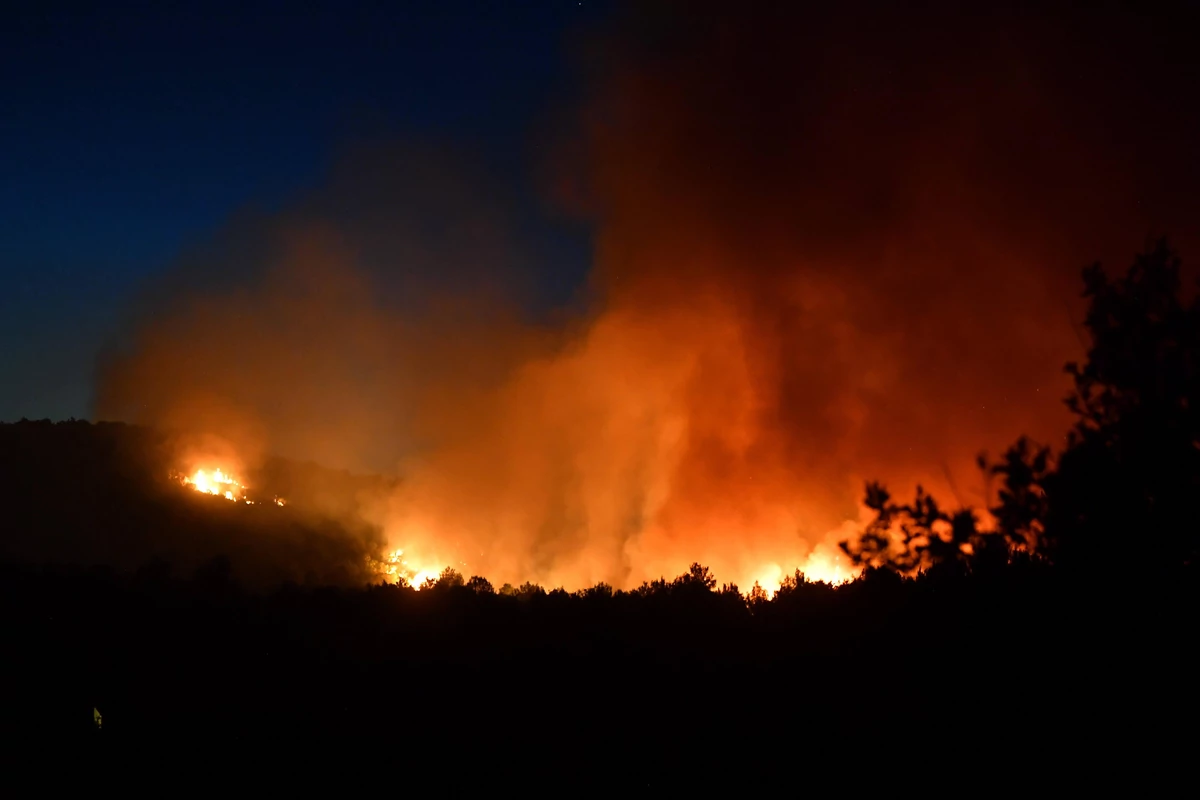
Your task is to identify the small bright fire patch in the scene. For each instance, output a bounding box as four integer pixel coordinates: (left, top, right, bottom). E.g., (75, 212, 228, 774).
(181, 468, 245, 501)
(173, 467, 286, 507)
(377, 548, 441, 589)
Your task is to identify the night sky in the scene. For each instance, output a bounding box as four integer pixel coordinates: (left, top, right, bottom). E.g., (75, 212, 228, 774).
(2, 1, 602, 422)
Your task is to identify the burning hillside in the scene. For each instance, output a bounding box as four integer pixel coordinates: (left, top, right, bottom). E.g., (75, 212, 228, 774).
(0, 420, 382, 587)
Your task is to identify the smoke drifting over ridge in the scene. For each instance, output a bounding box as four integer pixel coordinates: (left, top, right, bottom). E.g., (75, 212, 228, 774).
(96, 2, 1200, 589)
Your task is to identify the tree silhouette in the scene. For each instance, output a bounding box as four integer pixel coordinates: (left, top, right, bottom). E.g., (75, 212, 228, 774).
(843, 239, 1200, 574)
(514, 581, 546, 600)
(466, 575, 495, 594)
(436, 567, 465, 589)
(577, 582, 614, 600)
(840, 482, 985, 572)
(672, 562, 717, 595)
(1050, 239, 1200, 570)
(747, 581, 770, 608)
(981, 437, 1053, 552)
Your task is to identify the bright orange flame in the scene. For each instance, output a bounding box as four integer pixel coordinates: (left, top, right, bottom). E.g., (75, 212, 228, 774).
(175, 466, 287, 508)
(799, 547, 854, 586)
(738, 550, 853, 597)
(180, 467, 246, 502)
(376, 549, 444, 590)
(749, 563, 785, 596)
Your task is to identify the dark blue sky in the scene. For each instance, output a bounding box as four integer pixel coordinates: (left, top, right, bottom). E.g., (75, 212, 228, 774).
(1, 1, 604, 421)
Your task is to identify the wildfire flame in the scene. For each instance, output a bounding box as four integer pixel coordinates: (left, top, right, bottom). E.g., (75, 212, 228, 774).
(181, 468, 245, 501)
(798, 550, 850, 586)
(735, 550, 851, 599)
(376, 549, 442, 590)
(175, 467, 286, 507)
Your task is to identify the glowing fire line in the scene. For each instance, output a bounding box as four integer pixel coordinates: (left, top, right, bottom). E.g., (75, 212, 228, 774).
(371, 547, 854, 595)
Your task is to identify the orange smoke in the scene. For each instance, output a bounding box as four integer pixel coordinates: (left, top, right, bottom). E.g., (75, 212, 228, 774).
(95, 2, 1200, 590)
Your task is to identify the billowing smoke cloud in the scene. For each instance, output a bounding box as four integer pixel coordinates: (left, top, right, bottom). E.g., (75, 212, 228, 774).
(96, 1, 1200, 590)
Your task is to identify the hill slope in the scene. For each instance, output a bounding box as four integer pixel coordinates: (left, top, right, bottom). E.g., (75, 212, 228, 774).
(0, 419, 394, 587)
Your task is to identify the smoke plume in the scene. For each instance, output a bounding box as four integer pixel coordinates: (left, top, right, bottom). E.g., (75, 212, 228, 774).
(95, 1, 1200, 589)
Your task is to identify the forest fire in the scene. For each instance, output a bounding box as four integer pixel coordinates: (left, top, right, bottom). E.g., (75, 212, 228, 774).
(165, 454, 855, 593)
(94, 0, 1190, 602)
